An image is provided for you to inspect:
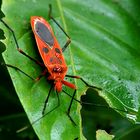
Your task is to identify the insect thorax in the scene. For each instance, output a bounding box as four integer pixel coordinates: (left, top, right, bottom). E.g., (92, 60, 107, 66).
(47, 64, 67, 80)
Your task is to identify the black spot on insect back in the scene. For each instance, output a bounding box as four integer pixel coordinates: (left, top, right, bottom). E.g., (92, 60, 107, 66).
(42, 47, 49, 53)
(50, 57, 53, 63)
(35, 21, 54, 47)
(50, 57, 62, 64)
(55, 48, 61, 54)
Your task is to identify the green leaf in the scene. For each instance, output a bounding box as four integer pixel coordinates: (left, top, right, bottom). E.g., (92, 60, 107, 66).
(1, 0, 140, 140)
(96, 130, 114, 140)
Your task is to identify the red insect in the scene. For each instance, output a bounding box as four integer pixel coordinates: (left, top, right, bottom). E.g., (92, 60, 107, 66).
(30, 16, 76, 93)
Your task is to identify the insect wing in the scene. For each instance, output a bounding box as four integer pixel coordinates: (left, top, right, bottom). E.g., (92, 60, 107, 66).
(31, 16, 66, 67)
(31, 17, 54, 64)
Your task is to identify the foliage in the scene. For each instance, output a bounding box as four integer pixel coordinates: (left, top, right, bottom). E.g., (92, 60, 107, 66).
(1, 0, 140, 140)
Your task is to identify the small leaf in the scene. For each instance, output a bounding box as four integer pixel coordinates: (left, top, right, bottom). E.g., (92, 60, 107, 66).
(96, 130, 114, 140)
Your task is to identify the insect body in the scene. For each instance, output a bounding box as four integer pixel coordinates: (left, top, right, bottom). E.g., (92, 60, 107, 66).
(31, 16, 76, 93)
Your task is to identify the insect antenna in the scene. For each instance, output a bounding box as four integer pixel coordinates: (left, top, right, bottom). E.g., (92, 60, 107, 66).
(16, 103, 60, 133)
(16, 84, 60, 133)
(62, 89, 130, 114)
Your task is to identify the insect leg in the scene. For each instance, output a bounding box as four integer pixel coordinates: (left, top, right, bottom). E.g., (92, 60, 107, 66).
(42, 85, 60, 115)
(62, 39, 71, 52)
(48, 4, 71, 52)
(2, 63, 35, 80)
(66, 75, 102, 90)
(1, 19, 44, 67)
(66, 89, 77, 125)
(42, 84, 53, 115)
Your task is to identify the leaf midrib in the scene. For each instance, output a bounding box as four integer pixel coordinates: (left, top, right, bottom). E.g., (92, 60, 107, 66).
(56, 1, 83, 140)
(56, 1, 76, 77)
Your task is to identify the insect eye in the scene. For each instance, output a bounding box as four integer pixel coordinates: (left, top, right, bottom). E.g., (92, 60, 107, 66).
(53, 67, 62, 72)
